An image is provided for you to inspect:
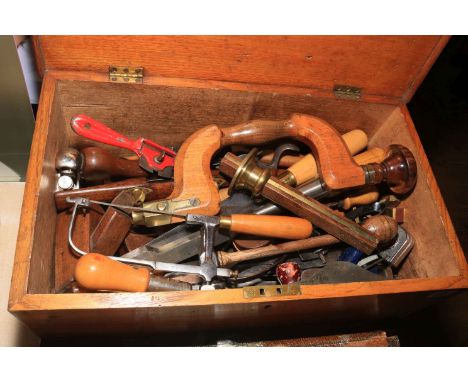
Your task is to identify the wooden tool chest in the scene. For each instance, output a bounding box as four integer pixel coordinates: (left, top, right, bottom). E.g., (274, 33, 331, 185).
(8, 36, 468, 337)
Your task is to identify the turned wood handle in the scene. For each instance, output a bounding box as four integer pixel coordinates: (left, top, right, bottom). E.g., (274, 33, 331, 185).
(221, 114, 365, 190)
(223, 214, 313, 240)
(361, 215, 398, 244)
(341, 186, 379, 210)
(75, 253, 150, 292)
(217, 235, 339, 267)
(54, 178, 174, 211)
(285, 129, 368, 185)
(82, 146, 148, 179)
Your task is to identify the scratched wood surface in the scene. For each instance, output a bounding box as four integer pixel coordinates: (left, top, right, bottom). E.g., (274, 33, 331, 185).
(56, 76, 397, 156)
(33, 36, 448, 103)
(8, 64, 468, 337)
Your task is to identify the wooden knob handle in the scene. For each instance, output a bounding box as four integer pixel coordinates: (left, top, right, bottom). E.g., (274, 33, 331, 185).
(283, 129, 368, 186)
(82, 146, 148, 180)
(362, 215, 398, 244)
(341, 186, 379, 210)
(222, 214, 313, 240)
(378, 144, 417, 194)
(75, 253, 150, 292)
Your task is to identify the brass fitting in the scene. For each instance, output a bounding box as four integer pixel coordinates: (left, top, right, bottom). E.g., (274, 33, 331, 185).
(277, 170, 297, 187)
(228, 149, 271, 197)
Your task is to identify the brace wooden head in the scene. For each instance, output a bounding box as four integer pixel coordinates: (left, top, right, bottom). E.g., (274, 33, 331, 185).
(148, 114, 366, 225)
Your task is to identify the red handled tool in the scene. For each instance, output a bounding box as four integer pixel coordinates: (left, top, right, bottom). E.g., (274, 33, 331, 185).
(71, 114, 176, 177)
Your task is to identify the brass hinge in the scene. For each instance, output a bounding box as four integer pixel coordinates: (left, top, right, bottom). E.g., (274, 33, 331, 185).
(333, 85, 362, 101)
(109, 66, 144, 84)
(243, 283, 302, 299)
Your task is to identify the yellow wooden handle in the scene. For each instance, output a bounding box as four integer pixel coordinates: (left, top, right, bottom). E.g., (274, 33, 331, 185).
(353, 147, 387, 165)
(286, 129, 368, 185)
(219, 187, 230, 202)
(75, 253, 150, 292)
(224, 214, 313, 240)
(341, 186, 379, 210)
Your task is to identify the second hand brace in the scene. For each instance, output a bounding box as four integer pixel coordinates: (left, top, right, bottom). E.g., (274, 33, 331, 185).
(138, 114, 400, 224)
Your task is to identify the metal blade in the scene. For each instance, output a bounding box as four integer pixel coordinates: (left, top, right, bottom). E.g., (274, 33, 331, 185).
(122, 223, 231, 263)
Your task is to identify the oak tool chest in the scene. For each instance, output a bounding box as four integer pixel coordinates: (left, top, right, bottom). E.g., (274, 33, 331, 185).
(8, 36, 468, 337)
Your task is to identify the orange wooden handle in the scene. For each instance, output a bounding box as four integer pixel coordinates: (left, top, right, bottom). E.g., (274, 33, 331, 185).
(75, 253, 150, 292)
(353, 147, 387, 165)
(226, 214, 313, 240)
(285, 129, 368, 186)
(341, 186, 379, 210)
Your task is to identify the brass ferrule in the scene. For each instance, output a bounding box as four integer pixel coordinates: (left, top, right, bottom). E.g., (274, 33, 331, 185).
(228, 149, 271, 197)
(219, 216, 232, 230)
(277, 170, 297, 187)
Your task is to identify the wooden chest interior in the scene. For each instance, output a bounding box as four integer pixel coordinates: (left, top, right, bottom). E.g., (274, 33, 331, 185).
(9, 36, 468, 336)
(26, 77, 464, 292)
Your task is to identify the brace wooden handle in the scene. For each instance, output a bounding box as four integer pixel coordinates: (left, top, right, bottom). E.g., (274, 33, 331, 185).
(164, 114, 367, 224)
(341, 186, 379, 210)
(75, 253, 150, 292)
(82, 146, 148, 180)
(221, 114, 365, 190)
(222, 215, 313, 240)
(284, 129, 367, 185)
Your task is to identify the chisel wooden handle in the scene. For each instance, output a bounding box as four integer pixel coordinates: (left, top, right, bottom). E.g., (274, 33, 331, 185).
(353, 147, 387, 165)
(341, 186, 379, 210)
(279, 129, 368, 186)
(220, 215, 313, 240)
(75, 253, 191, 292)
(82, 146, 148, 180)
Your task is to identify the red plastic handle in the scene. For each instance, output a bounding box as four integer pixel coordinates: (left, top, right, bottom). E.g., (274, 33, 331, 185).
(71, 114, 176, 172)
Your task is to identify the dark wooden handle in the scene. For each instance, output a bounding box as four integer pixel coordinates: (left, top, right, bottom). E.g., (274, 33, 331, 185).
(54, 178, 174, 211)
(75, 253, 150, 292)
(227, 215, 313, 240)
(221, 114, 365, 190)
(90, 190, 136, 256)
(82, 146, 148, 180)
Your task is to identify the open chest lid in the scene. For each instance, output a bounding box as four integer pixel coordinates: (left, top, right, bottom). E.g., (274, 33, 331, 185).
(33, 35, 448, 104)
